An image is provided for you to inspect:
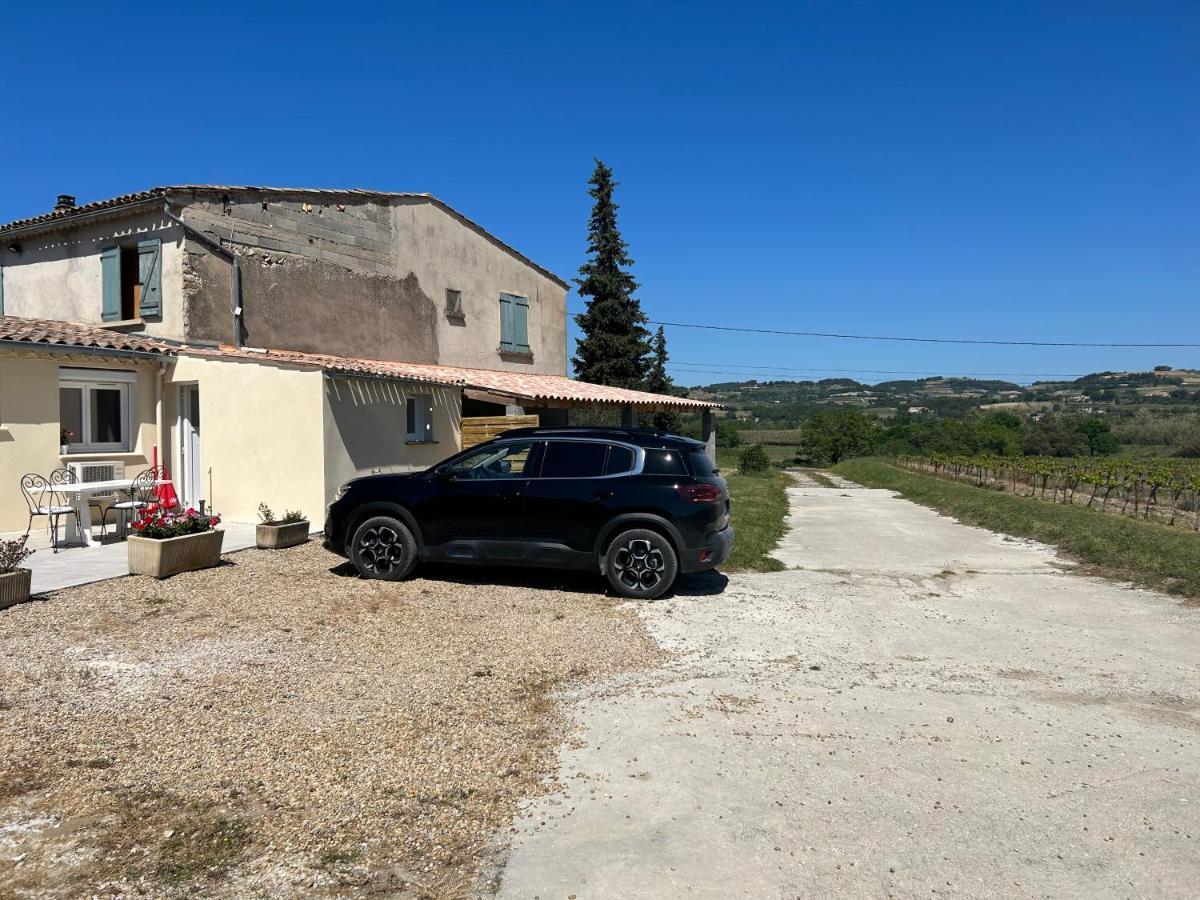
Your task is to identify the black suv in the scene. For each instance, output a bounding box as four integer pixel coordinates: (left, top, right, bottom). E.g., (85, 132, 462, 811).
(324, 427, 733, 598)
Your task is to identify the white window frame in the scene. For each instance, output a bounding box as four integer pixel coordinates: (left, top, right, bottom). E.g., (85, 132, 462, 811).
(59, 367, 136, 453)
(405, 395, 434, 443)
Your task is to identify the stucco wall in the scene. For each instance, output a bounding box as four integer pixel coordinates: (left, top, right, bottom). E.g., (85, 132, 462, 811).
(164, 356, 327, 529)
(322, 375, 462, 513)
(0, 351, 158, 533)
(394, 199, 568, 375)
(0, 213, 185, 340)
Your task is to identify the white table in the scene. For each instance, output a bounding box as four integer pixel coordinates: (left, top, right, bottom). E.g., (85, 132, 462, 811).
(56, 479, 169, 547)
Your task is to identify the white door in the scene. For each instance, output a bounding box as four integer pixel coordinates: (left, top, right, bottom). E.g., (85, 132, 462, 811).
(180, 385, 203, 509)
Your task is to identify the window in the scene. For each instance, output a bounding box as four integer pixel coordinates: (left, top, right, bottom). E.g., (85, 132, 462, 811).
(604, 444, 636, 475)
(406, 395, 434, 442)
(59, 368, 135, 453)
(447, 440, 536, 479)
(641, 448, 687, 475)
(540, 441, 609, 478)
(445, 288, 464, 321)
(100, 238, 162, 321)
(499, 292, 530, 354)
(688, 450, 719, 476)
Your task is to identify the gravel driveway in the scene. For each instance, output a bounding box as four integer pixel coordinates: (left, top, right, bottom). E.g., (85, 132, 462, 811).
(0, 543, 661, 897)
(499, 473, 1200, 898)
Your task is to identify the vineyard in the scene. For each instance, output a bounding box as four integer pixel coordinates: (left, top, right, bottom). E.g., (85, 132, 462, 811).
(893, 454, 1200, 530)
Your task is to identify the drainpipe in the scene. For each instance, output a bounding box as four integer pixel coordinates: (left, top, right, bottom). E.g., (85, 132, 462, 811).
(161, 200, 244, 348)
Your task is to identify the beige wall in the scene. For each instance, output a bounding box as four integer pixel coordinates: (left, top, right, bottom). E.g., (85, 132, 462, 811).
(322, 375, 461, 509)
(394, 199, 568, 375)
(165, 356, 327, 529)
(0, 212, 186, 340)
(0, 351, 158, 533)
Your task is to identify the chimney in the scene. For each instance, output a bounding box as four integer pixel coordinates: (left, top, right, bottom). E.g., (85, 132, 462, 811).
(54, 194, 76, 211)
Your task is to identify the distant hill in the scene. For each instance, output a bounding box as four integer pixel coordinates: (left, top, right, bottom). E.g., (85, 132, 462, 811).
(683, 368, 1200, 424)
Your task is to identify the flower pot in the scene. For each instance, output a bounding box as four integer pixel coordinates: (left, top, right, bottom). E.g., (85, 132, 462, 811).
(256, 520, 310, 550)
(60, 444, 69, 455)
(0, 569, 32, 609)
(128, 529, 225, 579)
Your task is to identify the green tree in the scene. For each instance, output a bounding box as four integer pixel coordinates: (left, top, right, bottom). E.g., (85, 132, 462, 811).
(645, 326, 681, 432)
(1074, 416, 1119, 456)
(801, 409, 880, 465)
(572, 160, 651, 388)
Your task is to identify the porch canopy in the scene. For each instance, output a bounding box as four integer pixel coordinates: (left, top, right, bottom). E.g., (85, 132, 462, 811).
(0, 315, 723, 451)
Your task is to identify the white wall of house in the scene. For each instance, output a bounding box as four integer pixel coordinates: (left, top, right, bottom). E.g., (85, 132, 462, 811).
(321, 375, 462, 519)
(1, 213, 186, 340)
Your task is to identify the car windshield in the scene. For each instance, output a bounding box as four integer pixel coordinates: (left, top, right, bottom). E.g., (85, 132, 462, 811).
(446, 441, 536, 479)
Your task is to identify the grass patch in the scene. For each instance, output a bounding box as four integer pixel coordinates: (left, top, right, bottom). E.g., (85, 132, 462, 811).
(157, 816, 252, 884)
(797, 468, 837, 488)
(719, 450, 789, 572)
(835, 458, 1200, 600)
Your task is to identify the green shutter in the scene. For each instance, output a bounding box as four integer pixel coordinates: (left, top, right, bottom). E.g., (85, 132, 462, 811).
(137, 238, 162, 317)
(513, 295, 529, 352)
(100, 247, 120, 321)
(499, 293, 514, 350)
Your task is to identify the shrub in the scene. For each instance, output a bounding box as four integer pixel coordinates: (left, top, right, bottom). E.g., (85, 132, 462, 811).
(0, 534, 34, 573)
(738, 444, 771, 475)
(258, 503, 305, 525)
(133, 508, 221, 540)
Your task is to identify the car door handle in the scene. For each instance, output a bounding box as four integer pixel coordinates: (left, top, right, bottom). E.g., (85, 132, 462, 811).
(499, 490, 522, 501)
(592, 490, 615, 500)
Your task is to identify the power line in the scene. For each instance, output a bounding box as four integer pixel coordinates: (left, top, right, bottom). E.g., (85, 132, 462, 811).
(650, 320, 1200, 349)
(669, 361, 1084, 379)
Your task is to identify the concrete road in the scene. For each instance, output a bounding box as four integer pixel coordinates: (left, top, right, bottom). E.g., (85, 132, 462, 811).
(497, 475, 1199, 899)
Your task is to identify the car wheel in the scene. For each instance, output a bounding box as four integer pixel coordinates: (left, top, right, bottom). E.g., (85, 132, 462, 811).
(605, 528, 678, 599)
(350, 515, 418, 581)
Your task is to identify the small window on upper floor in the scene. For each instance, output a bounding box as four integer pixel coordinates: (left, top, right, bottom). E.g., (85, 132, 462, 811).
(445, 288, 464, 321)
(100, 238, 162, 322)
(499, 292, 530, 356)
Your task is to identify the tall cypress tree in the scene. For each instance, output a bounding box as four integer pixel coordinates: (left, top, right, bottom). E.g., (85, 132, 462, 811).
(646, 326, 681, 432)
(572, 160, 652, 388)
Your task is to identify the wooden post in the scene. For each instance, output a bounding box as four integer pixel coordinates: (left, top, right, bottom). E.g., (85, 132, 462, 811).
(621, 405, 637, 428)
(702, 409, 716, 462)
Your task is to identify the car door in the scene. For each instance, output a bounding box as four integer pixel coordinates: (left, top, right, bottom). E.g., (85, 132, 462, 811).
(521, 440, 634, 566)
(418, 439, 542, 561)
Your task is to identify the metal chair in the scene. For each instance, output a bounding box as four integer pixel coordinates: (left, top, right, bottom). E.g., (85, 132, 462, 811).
(49, 467, 108, 539)
(20, 473, 79, 553)
(103, 466, 163, 537)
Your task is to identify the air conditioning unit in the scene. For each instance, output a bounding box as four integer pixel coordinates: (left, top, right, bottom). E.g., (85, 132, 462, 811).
(68, 461, 125, 484)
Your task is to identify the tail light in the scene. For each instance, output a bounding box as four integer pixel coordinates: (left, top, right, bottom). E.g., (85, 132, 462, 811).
(676, 483, 723, 503)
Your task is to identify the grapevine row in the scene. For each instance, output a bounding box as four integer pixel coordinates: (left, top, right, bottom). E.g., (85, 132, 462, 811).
(892, 454, 1200, 530)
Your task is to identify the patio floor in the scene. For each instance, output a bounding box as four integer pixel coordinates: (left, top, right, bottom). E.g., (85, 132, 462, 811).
(5, 523, 259, 594)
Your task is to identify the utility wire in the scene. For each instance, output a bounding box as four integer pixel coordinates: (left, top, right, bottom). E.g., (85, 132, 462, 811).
(650, 320, 1200, 348)
(669, 361, 1085, 379)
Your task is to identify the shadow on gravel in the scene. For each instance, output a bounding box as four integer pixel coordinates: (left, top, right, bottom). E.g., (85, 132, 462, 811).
(328, 560, 730, 599)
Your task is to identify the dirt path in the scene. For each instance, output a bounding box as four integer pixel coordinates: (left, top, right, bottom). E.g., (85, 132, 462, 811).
(497, 477, 1200, 898)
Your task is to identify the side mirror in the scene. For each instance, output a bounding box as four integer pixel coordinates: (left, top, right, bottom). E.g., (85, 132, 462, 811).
(496, 459, 512, 475)
(434, 469, 454, 483)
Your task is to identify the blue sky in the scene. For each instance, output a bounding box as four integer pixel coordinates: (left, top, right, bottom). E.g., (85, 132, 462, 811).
(3, 1, 1197, 385)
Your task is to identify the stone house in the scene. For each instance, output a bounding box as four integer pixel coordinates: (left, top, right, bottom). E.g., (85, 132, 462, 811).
(0, 186, 714, 533)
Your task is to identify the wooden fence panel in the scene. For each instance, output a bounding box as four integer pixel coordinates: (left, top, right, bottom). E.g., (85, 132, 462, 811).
(461, 414, 540, 448)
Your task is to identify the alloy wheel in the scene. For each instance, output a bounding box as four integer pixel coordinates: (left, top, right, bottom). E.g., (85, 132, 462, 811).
(613, 538, 665, 591)
(358, 525, 406, 575)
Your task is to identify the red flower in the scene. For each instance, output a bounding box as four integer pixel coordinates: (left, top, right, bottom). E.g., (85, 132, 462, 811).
(208, 517, 219, 526)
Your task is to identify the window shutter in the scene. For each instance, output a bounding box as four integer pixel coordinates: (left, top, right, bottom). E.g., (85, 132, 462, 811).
(514, 295, 529, 352)
(100, 247, 120, 321)
(137, 238, 162, 317)
(499, 294, 515, 351)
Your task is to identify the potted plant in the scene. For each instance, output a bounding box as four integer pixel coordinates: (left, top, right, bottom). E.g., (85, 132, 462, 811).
(128, 508, 224, 578)
(60, 428, 74, 455)
(256, 503, 310, 550)
(0, 534, 34, 609)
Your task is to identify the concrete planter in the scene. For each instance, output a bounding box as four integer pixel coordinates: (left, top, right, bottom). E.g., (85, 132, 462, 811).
(256, 521, 310, 550)
(128, 530, 225, 579)
(0, 569, 32, 609)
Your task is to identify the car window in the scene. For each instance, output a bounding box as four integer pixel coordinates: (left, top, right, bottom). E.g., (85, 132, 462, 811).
(447, 440, 536, 479)
(604, 445, 636, 475)
(688, 450, 719, 476)
(540, 441, 609, 478)
(641, 448, 687, 475)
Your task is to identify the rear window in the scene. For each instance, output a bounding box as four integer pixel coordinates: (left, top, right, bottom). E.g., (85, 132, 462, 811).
(688, 450, 719, 476)
(641, 449, 687, 476)
(540, 441, 609, 478)
(604, 445, 636, 475)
